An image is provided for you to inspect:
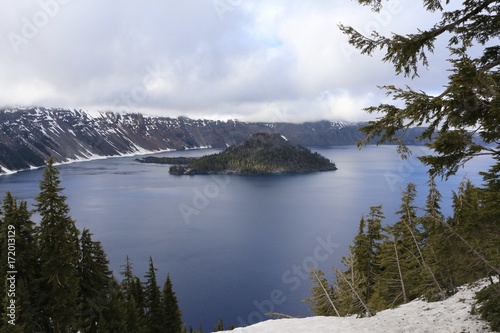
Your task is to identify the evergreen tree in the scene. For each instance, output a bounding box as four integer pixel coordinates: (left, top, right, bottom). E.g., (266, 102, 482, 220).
(120, 256, 135, 298)
(162, 274, 183, 333)
(446, 180, 498, 283)
(474, 282, 500, 332)
(99, 277, 127, 333)
(334, 250, 371, 316)
(144, 256, 165, 333)
(78, 229, 113, 332)
(393, 183, 442, 300)
(370, 184, 442, 309)
(369, 227, 408, 311)
(474, 151, 500, 332)
(35, 156, 81, 332)
(352, 206, 383, 302)
(392, 183, 426, 299)
(305, 269, 339, 316)
(213, 319, 224, 332)
(478, 151, 500, 274)
(420, 177, 454, 295)
(450, 180, 483, 277)
(132, 275, 147, 324)
(120, 256, 145, 333)
(124, 294, 144, 333)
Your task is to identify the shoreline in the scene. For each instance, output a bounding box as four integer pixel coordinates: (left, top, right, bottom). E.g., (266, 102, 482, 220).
(0, 146, 213, 176)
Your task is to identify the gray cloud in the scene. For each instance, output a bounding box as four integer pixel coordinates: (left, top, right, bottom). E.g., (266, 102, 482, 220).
(0, 0, 451, 122)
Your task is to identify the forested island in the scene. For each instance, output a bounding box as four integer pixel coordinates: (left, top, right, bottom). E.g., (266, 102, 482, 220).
(138, 133, 338, 175)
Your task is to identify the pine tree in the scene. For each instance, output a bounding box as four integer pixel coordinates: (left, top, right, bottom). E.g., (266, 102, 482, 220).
(447, 180, 497, 283)
(305, 269, 339, 316)
(474, 281, 500, 332)
(352, 206, 383, 302)
(99, 277, 127, 333)
(393, 183, 442, 300)
(334, 250, 371, 316)
(473, 150, 500, 330)
(420, 177, 454, 296)
(120, 256, 145, 333)
(319, 206, 385, 317)
(78, 229, 113, 332)
(478, 151, 500, 274)
(163, 274, 183, 333)
(124, 294, 144, 333)
(369, 184, 441, 310)
(369, 227, 408, 311)
(144, 256, 165, 333)
(35, 156, 81, 332)
(213, 319, 224, 332)
(120, 256, 135, 298)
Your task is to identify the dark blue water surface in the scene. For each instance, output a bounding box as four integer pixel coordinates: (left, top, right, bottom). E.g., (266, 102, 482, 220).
(0, 145, 492, 329)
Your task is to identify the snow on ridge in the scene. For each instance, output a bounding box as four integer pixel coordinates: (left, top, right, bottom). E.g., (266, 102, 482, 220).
(0, 166, 16, 175)
(51, 147, 176, 169)
(0, 146, 177, 177)
(224, 278, 497, 333)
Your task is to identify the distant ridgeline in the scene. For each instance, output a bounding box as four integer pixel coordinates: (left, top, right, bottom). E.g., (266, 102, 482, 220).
(0, 107, 428, 173)
(140, 133, 338, 175)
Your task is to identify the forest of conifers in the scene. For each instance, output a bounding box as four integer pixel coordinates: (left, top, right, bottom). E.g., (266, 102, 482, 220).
(0, 157, 186, 333)
(306, 176, 499, 331)
(310, 0, 500, 329)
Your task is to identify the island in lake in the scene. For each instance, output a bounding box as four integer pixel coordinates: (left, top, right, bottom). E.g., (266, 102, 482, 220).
(137, 133, 337, 175)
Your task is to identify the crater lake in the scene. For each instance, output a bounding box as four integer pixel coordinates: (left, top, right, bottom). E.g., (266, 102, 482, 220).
(0, 145, 491, 329)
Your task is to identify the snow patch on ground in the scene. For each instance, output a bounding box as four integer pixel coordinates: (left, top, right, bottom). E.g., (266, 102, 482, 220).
(222, 278, 497, 333)
(0, 166, 15, 175)
(0, 148, 177, 176)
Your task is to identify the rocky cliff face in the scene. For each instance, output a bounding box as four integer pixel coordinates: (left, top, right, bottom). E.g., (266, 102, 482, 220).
(0, 107, 423, 173)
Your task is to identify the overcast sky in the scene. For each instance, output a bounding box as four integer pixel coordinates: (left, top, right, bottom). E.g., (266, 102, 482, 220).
(0, 0, 451, 122)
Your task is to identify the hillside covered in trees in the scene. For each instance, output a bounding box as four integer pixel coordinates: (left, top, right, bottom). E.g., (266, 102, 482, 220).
(0, 158, 185, 333)
(304, 0, 500, 331)
(306, 179, 499, 331)
(167, 133, 337, 175)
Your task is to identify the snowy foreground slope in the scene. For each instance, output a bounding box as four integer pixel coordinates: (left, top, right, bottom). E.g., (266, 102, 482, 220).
(222, 279, 497, 333)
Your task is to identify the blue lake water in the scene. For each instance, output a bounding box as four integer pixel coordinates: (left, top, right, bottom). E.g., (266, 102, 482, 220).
(0, 145, 492, 329)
